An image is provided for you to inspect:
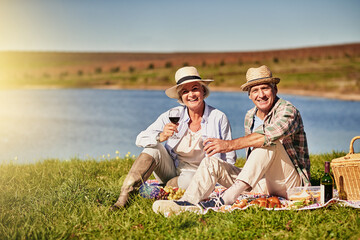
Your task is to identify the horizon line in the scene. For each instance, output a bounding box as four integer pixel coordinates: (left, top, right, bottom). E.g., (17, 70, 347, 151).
(0, 42, 359, 54)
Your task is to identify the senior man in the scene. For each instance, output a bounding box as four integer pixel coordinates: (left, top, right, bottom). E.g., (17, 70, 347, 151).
(153, 65, 310, 213)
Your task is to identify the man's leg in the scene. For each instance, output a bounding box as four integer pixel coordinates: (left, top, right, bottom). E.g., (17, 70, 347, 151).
(181, 156, 241, 204)
(222, 141, 301, 204)
(152, 156, 241, 214)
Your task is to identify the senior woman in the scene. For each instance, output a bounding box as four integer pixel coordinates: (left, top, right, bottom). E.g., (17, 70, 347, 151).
(111, 66, 236, 210)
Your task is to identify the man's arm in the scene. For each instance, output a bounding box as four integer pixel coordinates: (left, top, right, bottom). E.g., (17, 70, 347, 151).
(203, 133, 265, 156)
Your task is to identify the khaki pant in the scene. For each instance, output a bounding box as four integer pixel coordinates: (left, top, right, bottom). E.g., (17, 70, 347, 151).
(142, 144, 198, 189)
(182, 141, 301, 204)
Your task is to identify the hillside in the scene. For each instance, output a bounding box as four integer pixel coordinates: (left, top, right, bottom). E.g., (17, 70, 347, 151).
(0, 43, 359, 100)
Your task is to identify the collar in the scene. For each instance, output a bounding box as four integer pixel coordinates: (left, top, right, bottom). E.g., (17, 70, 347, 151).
(182, 101, 209, 123)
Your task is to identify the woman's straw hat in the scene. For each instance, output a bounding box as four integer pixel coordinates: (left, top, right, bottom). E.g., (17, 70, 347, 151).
(165, 66, 213, 99)
(241, 65, 280, 91)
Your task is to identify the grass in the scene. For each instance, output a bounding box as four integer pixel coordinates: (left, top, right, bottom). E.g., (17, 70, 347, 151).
(1, 152, 359, 239)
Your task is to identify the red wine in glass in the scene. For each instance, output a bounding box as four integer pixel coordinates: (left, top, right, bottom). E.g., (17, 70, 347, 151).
(169, 117, 180, 124)
(169, 108, 180, 139)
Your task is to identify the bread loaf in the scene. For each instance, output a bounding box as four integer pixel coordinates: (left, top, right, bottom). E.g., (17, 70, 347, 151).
(250, 196, 282, 208)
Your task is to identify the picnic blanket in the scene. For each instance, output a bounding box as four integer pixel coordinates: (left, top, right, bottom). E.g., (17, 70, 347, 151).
(142, 180, 360, 216)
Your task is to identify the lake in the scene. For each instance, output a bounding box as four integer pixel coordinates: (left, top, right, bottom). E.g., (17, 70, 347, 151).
(0, 89, 359, 164)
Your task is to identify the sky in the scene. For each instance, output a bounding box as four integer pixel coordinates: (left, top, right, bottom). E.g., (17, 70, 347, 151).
(0, 0, 359, 52)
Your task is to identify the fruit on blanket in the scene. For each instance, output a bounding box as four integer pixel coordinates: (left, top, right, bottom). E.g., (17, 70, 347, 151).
(139, 183, 161, 199)
(156, 188, 169, 200)
(165, 186, 185, 200)
(155, 186, 185, 200)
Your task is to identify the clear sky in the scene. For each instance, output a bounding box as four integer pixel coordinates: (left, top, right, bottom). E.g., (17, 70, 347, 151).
(0, 0, 359, 52)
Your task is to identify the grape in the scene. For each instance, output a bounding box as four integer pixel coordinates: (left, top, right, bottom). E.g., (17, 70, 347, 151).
(155, 186, 185, 200)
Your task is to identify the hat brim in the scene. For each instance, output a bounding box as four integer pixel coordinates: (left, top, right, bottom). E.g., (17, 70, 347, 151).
(241, 77, 280, 91)
(165, 79, 214, 99)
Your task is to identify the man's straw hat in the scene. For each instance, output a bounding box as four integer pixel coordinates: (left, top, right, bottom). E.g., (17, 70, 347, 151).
(241, 65, 280, 91)
(165, 66, 213, 99)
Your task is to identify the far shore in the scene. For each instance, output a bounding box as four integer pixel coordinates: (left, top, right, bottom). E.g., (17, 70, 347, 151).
(94, 84, 360, 102)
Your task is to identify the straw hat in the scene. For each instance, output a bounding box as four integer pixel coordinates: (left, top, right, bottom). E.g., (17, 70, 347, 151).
(165, 66, 213, 99)
(241, 65, 280, 91)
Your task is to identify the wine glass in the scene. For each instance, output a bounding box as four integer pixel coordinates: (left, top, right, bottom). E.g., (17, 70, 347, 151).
(201, 134, 209, 157)
(169, 108, 180, 139)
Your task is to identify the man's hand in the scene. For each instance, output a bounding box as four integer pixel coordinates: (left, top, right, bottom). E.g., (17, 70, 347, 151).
(202, 133, 264, 156)
(203, 138, 231, 156)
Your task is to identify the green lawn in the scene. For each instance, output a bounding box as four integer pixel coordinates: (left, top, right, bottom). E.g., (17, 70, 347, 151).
(1, 153, 359, 239)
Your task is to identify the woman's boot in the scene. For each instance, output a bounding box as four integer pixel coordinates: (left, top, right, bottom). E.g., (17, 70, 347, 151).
(110, 153, 156, 210)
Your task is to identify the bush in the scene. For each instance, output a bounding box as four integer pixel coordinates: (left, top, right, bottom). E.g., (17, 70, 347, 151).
(165, 61, 172, 68)
(148, 63, 154, 70)
(129, 66, 135, 73)
(95, 67, 102, 74)
(59, 72, 68, 78)
(110, 66, 120, 73)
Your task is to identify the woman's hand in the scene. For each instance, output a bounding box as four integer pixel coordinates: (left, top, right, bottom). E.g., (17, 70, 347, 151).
(159, 123, 178, 142)
(203, 138, 231, 156)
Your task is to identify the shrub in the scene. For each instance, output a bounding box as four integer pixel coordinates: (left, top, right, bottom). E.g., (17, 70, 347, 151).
(95, 67, 102, 74)
(59, 72, 68, 78)
(129, 66, 135, 73)
(110, 66, 120, 73)
(148, 63, 154, 69)
(165, 61, 172, 68)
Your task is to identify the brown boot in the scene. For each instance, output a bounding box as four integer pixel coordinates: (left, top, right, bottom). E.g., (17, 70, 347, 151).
(110, 153, 157, 210)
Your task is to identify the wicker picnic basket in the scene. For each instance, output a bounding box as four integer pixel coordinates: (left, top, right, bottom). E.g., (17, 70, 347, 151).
(330, 136, 360, 201)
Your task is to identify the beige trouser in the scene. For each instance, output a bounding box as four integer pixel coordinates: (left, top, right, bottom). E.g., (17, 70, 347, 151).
(182, 141, 301, 204)
(143, 144, 177, 185)
(142, 143, 198, 189)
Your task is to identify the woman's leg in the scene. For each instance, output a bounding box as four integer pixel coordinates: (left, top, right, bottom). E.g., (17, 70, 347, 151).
(143, 143, 177, 184)
(112, 143, 176, 209)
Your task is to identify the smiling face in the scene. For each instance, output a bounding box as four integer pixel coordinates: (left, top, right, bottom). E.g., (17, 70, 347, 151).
(249, 83, 277, 119)
(178, 82, 205, 113)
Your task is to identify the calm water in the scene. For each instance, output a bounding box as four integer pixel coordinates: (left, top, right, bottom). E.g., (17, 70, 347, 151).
(0, 89, 359, 164)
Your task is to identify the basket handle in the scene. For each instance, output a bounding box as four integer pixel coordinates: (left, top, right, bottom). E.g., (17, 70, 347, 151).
(349, 136, 360, 154)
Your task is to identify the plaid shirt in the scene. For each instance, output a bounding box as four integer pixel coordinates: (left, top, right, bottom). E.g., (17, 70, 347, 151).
(244, 97, 310, 183)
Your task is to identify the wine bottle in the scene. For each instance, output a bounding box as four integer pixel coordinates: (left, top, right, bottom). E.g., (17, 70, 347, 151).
(320, 161, 334, 204)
